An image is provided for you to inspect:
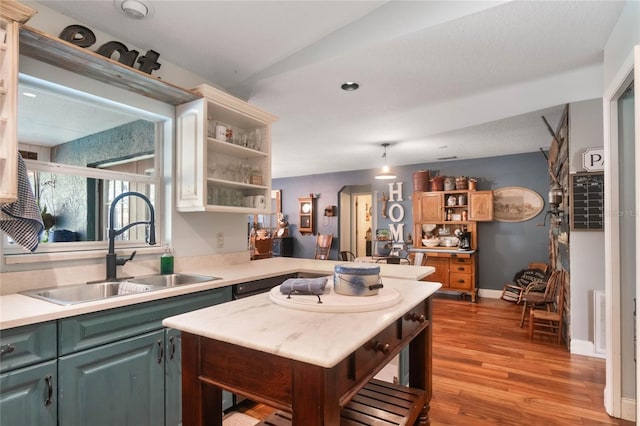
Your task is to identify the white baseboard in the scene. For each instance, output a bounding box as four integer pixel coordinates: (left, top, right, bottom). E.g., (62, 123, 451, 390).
(478, 289, 502, 299)
(571, 339, 606, 359)
(621, 397, 636, 421)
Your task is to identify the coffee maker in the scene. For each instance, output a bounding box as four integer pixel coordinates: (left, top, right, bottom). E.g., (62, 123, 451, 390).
(458, 231, 471, 250)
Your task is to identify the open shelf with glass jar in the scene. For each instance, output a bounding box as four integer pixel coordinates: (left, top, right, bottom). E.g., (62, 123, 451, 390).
(176, 84, 278, 213)
(412, 189, 493, 250)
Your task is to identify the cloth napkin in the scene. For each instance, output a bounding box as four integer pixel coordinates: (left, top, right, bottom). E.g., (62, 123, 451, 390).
(280, 277, 328, 295)
(0, 153, 44, 252)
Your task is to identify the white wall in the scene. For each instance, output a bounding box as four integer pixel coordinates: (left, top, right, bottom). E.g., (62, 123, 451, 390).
(568, 99, 606, 356)
(15, 2, 250, 266)
(602, 0, 640, 419)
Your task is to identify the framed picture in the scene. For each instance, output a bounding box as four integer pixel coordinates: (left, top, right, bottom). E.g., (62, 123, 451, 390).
(376, 229, 391, 241)
(493, 186, 544, 222)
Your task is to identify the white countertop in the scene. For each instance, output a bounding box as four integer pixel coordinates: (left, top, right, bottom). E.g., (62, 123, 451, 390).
(0, 257, 434, 330)
(163, 278, 441, 368)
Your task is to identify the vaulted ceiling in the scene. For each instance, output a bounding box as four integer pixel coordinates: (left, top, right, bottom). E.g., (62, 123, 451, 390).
(26, 0, 625, 178)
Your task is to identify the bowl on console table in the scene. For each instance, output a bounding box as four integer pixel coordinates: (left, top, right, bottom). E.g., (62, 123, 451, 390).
(421, 238, 441, 247)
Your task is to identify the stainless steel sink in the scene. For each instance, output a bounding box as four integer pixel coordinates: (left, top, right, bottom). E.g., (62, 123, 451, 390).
(20, 274, 220, 305)
(128, 273, 219, 287)
(20, 281, 150, 305)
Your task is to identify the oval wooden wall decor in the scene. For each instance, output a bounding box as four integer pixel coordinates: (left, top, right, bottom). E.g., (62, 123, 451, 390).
(493, 186, 544, 222)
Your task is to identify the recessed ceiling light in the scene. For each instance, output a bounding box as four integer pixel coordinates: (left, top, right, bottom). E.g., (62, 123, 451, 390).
(118, 0, 151, 19)
(341, 82, 360, 91)
(22, 92, 37, 98)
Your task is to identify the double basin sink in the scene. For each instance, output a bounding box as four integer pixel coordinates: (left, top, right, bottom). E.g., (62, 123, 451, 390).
(21, 273, 221, 306)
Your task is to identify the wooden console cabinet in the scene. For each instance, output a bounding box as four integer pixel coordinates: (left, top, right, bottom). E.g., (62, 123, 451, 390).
(424, 251, 477, 302)
(413, 188, 492, 302)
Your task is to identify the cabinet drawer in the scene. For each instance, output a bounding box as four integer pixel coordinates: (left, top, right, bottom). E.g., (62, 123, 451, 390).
(354, 301, 428, 385)
(450, 256, 473, 265)
(0, 322, 57, 373)
(450, 263, 472, 274)
(354, 321, 400, 383)
(59, 287, 231, 355)
(449, 273, 472, 290)
(401, 301, 428, 339)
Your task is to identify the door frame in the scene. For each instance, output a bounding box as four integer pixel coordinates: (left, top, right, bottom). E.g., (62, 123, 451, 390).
(603, 44, 638, 421)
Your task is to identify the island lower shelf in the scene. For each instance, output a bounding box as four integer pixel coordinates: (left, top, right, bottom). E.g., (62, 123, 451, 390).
(258, 378, 427, 425)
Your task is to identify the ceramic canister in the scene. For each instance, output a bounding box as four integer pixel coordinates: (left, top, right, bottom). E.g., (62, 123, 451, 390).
(430, 176, 444, 191)
(444, 177, 456, 191)
(334, 263, 383, 296)
(413, 170, 430, 192)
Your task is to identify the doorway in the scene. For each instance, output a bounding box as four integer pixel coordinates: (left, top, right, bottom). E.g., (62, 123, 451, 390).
(338, 184, 373, 258)
(604, 45, 638, 421)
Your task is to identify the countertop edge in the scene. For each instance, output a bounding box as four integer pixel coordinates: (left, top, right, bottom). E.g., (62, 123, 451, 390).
(0, 258, 434, 330)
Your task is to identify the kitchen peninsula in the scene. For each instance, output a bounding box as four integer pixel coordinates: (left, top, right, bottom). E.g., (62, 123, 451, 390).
(0, 257, 435, 425)
(163, 278, 440, 425)
(0, 257, 434, 328)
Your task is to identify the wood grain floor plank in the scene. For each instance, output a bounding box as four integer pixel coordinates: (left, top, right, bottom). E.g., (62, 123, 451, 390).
(237, 295, 634, 425)
(430, 295, 633, 425)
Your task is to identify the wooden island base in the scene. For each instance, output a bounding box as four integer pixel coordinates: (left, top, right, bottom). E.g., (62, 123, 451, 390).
(258, 379, 427, 425)
(166, 280, 439, 426)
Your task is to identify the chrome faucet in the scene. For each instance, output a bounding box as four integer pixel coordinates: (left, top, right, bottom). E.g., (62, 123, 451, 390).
(106, 191, 156, 281)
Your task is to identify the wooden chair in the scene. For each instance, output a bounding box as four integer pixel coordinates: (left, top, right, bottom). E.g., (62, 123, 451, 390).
(412, 252, 425, 266)
(529, 270, 566, 343)
(519, 270, 564, 327)
(501, 262, 550, 304)
(339, 251, 356, 261)
(314, 234, 333, 260)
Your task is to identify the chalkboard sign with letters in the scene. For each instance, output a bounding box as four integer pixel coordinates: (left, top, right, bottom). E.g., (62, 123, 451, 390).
(570, 172, 604, 231)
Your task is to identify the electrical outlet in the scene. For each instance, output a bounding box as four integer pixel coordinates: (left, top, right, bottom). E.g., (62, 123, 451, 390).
(216, 232, 224, 248)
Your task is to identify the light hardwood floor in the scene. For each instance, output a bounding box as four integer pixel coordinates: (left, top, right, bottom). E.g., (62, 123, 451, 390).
(430, 294, 633, 425)
(238, 294, 635, 425)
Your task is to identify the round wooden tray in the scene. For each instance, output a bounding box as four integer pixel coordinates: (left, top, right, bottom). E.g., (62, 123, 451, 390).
(269, 283, 401, 313)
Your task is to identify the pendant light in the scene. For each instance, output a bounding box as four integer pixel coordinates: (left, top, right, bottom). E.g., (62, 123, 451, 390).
(375, 143, 397, 180)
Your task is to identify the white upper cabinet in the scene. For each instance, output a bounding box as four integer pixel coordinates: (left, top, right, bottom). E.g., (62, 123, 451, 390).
(176, 84, 277, 213)
(0, 21, 19, 204)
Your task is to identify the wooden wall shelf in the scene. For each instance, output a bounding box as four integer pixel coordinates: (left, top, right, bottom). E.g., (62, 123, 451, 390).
(18, 25, 201, 106)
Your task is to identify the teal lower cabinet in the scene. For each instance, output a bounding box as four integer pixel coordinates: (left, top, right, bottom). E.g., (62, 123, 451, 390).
(0, 287, 232, 424)
(58, 330, 165, 426)
(0, 360, 57, 426)
(56, 286, 232, 426)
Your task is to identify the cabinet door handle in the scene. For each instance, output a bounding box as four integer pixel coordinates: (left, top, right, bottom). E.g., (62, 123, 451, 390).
(44, 375, 53, 407)
(0, 344, 15, 356)
(156, 340, 164, 364)
(168, 336, 176, 360)
(406, 312, 426, 323)
(457, 267, 465, 271)
(373, 341, 390, 354)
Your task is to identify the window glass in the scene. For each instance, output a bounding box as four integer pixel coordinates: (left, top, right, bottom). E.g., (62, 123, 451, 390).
(3, 74, 165, 254)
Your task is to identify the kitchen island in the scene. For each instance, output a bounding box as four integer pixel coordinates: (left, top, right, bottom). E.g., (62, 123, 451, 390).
(163, 277, 440, 425)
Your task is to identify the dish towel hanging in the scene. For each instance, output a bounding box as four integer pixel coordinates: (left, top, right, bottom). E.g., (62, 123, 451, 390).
(0, 153, 44, 252)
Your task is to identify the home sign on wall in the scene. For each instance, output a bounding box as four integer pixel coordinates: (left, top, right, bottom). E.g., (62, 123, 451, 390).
(386, 182, 405, 242)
